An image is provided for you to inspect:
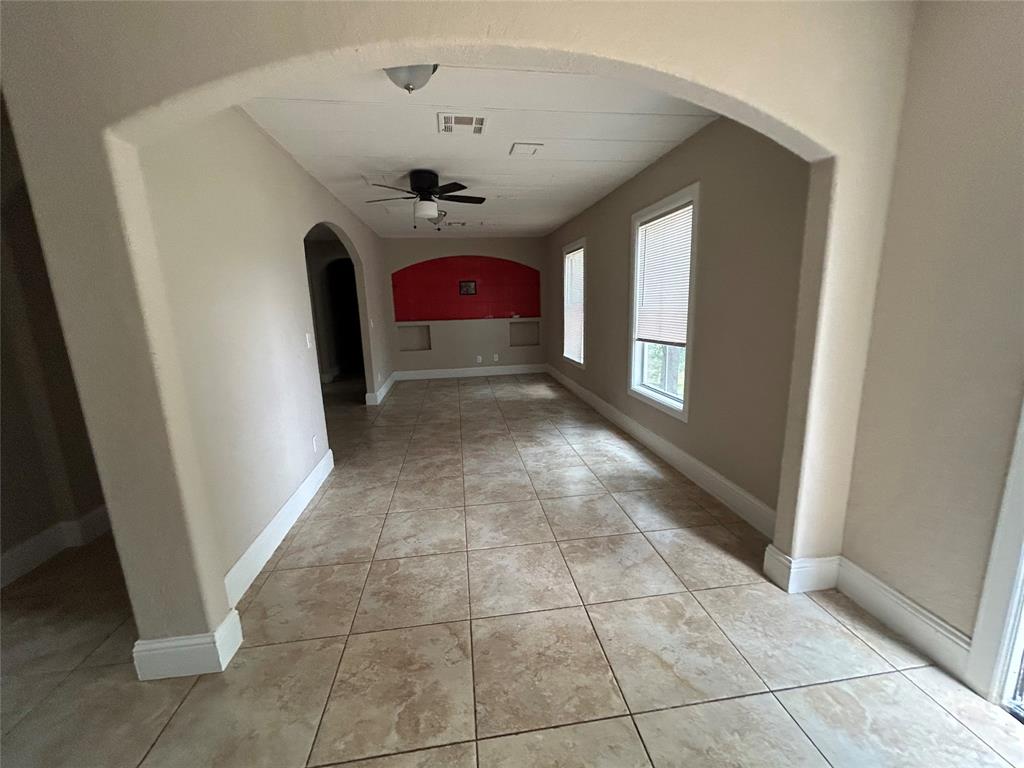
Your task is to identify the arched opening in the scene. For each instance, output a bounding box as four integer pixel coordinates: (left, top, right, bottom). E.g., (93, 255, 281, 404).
(303, 223, 367, 407)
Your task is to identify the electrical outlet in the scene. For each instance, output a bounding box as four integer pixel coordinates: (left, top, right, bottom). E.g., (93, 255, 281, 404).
(475, 355, 483, 363)
(312, 435, 318, 453)
(305, 333, 313, 349)
(493, 353, 499, 362)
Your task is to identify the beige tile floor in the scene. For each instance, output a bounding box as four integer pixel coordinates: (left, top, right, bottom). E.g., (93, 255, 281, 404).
(2, 373, 1022, 767)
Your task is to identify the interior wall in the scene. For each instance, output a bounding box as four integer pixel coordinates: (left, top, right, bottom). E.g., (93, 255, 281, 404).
(843, 1, 1024, 635)
(1, 107, 105, 555)
(138, 107, 388, 578)
(383, 237, 546, 372)
(544, 118, 810, 509)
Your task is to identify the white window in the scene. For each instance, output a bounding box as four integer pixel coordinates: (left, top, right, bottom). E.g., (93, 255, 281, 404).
(628, 184, 698, 420)
(562, 240, 586, 366)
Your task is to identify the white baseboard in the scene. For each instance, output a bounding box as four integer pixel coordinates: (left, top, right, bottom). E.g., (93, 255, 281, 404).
(366, 364, 548, 404)
(133, 609, 242, 680)
(838, 557, 971, 676)
(365, 371, 396, 405)
(1, 505, 111, 587)
(223, 450, 334, 606)
(763, 544, 840, 592)
(545, 365, 776, 537)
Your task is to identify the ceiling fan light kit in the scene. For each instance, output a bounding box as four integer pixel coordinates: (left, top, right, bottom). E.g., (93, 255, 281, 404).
(365, 168, 486, 231)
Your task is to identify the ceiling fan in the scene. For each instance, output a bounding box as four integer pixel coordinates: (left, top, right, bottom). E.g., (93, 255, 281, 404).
(365, 169, 485, 223)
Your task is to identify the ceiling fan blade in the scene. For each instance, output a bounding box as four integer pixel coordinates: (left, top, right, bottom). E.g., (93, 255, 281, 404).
(431, 182, 467, 196)
(365, 196, 416, 203)
(437, 194, 485, 204)
(372, 183, 415, 194)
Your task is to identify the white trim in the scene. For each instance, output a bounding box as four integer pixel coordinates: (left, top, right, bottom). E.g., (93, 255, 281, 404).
(838, 556, 971, 676)
(1, 505, 111, 587)
(965, 395, 1024, 701)
(395, 363, 547, 382)
(133, 609, 242, 680)
(628, 183, 700, 424)
(365, 370, 396, 405)
(546, 364, 775, 537)
(223, 450, 334, 606)
(561, 237, 586, 368)
(763, 544, 839, 593)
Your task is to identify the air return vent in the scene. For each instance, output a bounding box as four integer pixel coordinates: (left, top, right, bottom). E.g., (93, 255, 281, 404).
(438, 113, 486, 135)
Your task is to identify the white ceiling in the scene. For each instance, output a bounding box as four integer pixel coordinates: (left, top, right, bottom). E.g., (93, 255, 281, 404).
(242, 66, 716, 238)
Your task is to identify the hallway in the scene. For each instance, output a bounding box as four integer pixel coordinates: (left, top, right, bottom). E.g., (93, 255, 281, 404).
(3, 374, 1020, 767)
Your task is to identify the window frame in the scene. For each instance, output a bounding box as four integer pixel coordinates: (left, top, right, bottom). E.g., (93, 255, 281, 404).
(626, 182, 700, 422)
(561, 237, 587, 368)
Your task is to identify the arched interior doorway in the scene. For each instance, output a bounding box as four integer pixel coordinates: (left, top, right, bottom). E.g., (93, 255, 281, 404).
(303, 223, 366, 405)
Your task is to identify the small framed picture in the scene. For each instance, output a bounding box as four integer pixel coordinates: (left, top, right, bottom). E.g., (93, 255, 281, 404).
(459, 280, 477, 295)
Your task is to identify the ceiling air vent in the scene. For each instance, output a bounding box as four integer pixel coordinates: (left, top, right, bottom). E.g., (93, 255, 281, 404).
(438, 113, 486, 135)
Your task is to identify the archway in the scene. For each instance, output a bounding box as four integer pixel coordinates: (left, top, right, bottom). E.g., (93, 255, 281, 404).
(303, 223, 369, 406)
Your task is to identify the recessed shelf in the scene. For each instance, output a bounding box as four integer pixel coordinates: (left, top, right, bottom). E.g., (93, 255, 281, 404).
(509, 320, 540, 347)
(398, 324, 431, 352)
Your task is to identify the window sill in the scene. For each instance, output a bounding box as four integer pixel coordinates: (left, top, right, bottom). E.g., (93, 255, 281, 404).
(628, 384, 688, 423)
(562, 355, 585, 370)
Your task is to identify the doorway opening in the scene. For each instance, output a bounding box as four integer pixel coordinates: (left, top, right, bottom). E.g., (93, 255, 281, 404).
(303, 224, 366, 407)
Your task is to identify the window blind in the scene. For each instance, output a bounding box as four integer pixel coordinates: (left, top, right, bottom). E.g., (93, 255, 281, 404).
(635, 203, 693, 347)
(563, 247, 585, 363)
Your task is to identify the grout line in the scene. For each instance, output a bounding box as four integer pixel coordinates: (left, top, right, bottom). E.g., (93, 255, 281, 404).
(771, 691, 838, 768)
(895, 669, 1017, 768)
(133, 674, 202, 767)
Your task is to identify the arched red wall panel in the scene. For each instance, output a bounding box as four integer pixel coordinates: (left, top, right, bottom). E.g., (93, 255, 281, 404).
(392, 255, 541, 321)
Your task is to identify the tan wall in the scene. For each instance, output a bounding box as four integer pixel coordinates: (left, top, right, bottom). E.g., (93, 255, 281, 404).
(383, 238, 546, 372)
(1, 109, 105, 555)
(843, 2, 1024, 634)
(1, 1, 914, 639)
(545, 119, 810, 509)
(138, 107, 388, 582)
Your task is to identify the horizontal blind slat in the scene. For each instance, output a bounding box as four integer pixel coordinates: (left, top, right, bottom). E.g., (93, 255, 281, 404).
(635, 205, 692, 346)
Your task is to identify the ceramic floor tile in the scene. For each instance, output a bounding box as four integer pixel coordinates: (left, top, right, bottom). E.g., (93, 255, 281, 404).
(3, 664, 194, 768)
(140, 638, 344, 768)
(477, 717, 651, 767)
(612, 487, 715, 531)
(560, 534, 683, 603)
(462, 447, 525, 475)
(241, 562, 367, 645)
(235, 572, 269, 614)
(528, 465, 606, 499)
(540, 493, 638, 540)
(517, 444, 585, 471)
(312, 480, 396, 518)
(79, 618, 138, 667)
(464, 471, 537, 505)
(310, 622, 475, 764)
(277, 515, 384, 569)
(375, 508, 466, 559)
(472, 607, 627, 737)
(466, 500, 554, 549)
(696, 582, 892, 689)
(587, 593, 765, 710)
(0, 669, 69, 735)
(587, 459, 680, 493)
(778, 672, 1008, 767)
(634, 693, 829, 767)
(341, 743, 477, 767)
(0, 590, 130, 674)
(646, 525, 764, 589)
(904, 666, 1024, 767)
(390, 475, 466, 512)
(721, 520, 771, 557)
(353, 553, 470, 633)
(468, 542, 581, 617)
(809, 589, 930, 669)
(399, 454, 464, 481)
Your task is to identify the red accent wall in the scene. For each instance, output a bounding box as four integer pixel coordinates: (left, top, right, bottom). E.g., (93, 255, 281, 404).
(392, 255, 541, 321)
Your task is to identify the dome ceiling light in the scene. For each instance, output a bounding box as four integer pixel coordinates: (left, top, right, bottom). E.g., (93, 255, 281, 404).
(383, 64, 439, 94)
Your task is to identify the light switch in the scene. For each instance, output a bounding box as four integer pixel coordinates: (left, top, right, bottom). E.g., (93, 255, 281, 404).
(305, 333, 313, 349)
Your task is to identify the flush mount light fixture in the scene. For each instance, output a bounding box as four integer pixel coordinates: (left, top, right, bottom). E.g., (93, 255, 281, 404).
(384, 64, 439, 93)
